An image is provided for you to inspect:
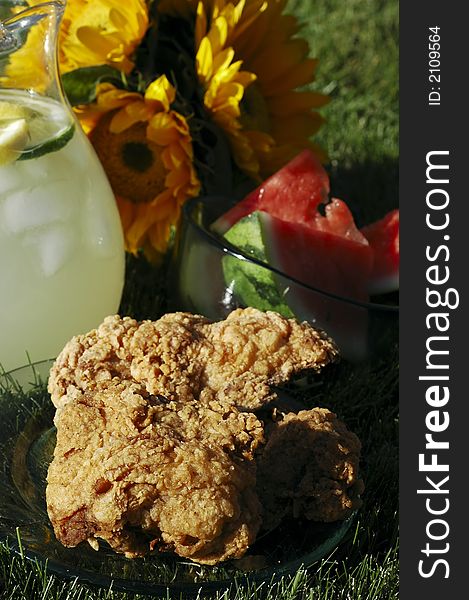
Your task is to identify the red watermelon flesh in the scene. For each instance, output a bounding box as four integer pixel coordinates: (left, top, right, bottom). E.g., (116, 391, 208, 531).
(260, 212, 373, 303)
(212, 149, 329, 234)
(259, 212, 372, 360)
(361, 209, 399, 295)
(310, 198, 369, 244)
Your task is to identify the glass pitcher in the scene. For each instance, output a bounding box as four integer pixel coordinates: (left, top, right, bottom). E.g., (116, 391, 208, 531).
(0, 1, 125, 372)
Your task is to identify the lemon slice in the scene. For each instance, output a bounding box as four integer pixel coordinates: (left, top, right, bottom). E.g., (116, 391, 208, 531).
(0, 100, 31, 121)
(0, 118, 29, 166)
(0, 95, 75, 163)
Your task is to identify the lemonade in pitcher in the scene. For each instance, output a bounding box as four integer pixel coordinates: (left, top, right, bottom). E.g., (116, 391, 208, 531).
(0, 3, 125, 372)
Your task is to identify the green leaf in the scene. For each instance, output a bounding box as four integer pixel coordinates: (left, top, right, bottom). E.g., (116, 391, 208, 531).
(61, 66, 123, 106)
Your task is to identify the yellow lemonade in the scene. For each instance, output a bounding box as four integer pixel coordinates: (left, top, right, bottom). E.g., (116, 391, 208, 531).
(0, 90, 125, 372)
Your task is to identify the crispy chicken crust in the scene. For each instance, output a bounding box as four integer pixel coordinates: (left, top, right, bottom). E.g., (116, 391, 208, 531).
(257, 408, 364, 532)
(47, 381, 264, 564)
(48, 308, 337, 411)
(46, 308, 362, 565)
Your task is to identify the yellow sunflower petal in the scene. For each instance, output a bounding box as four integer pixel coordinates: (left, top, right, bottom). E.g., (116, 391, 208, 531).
(206, 83, 239, 110)
(229, 2, 271, 60)
(261, 58, 319, 96)
(126, 100, 155, 122)
(228, 0, 267, 44)
(116, 196, 137, 237)
(109, 6, 130, 30)
(148, 113, 187, 145)
(126, 204, 156, 251)
(145, 75, 176, 112)
(96, 83, 143, 110)
(163, 143, 188, 169)
(196, 37, 214, 83)
(207, 16, 229, 55)
(147, 218, 173, 254)
(149, 188, 175, 214)
(126, 188, 176, 254)
(195, 1, 208, 48)
(245, 129, 275, 153)
(73, 105, 103, 134)
(211, 59, 245, 84)
(265, 13, 299, 42)
(167, 171, 191, 198)
(75, 26, 116, 58)
(249, 39, 310, 85)
(210, 82, 246, 112)
(109, 102, 149, 134)
(59, 0, 149, 74)
(233, 0, 248, 27)
(212, 47, 236, 77)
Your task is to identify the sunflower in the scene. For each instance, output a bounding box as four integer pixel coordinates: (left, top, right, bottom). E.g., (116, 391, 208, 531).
(78, 75, 201, 259)
(191, 0, 271, 180)
(4, 0, 329, 260)
(59, 0, 149, 74)
(3, 0, 149, 88)
(229, 0, 329, 173)
(187, 0, 328, 178)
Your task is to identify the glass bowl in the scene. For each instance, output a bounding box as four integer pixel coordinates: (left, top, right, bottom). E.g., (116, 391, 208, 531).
(169, 196, 398, 362)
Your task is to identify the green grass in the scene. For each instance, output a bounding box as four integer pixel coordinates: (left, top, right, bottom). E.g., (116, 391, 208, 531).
(288, 0, 398, 222)
(0, 0, 398, 598)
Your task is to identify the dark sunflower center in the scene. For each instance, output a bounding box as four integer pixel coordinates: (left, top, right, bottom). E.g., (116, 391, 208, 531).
(90, 111, 167, 204)
(122, 142, 154, 173)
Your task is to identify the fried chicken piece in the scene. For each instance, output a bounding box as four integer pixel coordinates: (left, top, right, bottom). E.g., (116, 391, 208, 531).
(256, 408, 364, 532)
(46, 380, 264, 565)
(46, 380, 263, 564)
(48, 308, 337, 412)
(46, 309, 356, 565)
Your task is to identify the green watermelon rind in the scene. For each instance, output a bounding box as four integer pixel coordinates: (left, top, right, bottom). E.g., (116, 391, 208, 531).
(222, 212, 294, 318)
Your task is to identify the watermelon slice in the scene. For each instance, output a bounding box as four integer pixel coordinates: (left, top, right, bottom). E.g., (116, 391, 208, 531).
(213, 149, 398, 359)
(222, 194, 372, 304)
(361, 209, 399, 295)
(212, 149, 329, 234)
(262, 213, 372, 302)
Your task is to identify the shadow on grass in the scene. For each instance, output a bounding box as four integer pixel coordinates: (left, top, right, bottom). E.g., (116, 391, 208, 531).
(119, 253, 169, 322)
(327, 156, 399, 226)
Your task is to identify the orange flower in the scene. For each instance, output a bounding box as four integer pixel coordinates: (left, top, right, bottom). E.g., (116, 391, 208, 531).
(79, 76, 200, 259)
(59, 0, 149, 74)
(3, 0, 149, 91)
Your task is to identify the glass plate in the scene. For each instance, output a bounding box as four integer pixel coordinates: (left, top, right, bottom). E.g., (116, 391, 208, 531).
(0, 360, 355, 596)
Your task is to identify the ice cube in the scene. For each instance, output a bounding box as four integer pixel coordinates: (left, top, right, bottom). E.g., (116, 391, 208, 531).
(23, 224, 75, 277)
(0, 163, 28, 194)
(2, 179, 75, 233)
